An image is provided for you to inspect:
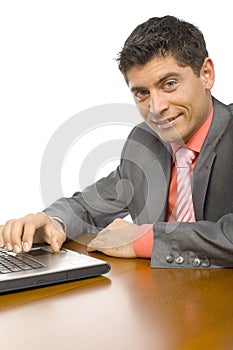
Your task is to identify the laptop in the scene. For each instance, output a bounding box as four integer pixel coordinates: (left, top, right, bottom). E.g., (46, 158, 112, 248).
(0, 244, 110, 293)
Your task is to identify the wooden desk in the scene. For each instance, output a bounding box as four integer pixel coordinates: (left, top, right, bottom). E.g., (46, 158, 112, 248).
(0, 241, 233, 350)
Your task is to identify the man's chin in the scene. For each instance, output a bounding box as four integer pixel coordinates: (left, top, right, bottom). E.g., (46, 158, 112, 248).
(148, 124, 184, 144)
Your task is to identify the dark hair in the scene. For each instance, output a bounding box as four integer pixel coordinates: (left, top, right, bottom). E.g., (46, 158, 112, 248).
(117, 15, 209, 80)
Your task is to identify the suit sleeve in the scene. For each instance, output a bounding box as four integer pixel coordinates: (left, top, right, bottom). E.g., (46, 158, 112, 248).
(44, 166, 131, 240)
(151, 214, 233, 268)
(43, 124, 146, 241)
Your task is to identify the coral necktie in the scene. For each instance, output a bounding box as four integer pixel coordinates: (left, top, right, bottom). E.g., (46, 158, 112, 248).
(175, 147, 196, 222)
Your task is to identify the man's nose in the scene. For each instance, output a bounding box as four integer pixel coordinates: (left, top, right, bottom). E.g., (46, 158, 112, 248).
(149, 92, 169, 115)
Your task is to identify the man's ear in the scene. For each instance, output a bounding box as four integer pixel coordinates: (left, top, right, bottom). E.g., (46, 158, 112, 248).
(201, 57, 215, 89)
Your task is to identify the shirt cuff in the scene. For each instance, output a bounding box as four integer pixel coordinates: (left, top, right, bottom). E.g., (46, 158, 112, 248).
(50, 216, 67, 234)
(133, 224, 154, 258)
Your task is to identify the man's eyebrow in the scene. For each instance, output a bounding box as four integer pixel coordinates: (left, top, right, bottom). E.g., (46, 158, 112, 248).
(130, 86, 148, 93)
(157, 72, 181, 84)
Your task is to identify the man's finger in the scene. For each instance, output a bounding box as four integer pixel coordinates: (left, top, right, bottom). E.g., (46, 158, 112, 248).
(45, 218, 66, 253)
(2, 220, 16, 251)
(21, 221, 37, 252)
(10, 220, 25, 253)
(50, 237, 63, 253)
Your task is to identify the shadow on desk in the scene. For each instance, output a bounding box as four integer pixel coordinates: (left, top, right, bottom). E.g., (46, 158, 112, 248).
(0, 274, 112, 311)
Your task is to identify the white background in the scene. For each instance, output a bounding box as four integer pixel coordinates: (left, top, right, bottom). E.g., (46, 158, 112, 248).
(0, 0, 232, 222)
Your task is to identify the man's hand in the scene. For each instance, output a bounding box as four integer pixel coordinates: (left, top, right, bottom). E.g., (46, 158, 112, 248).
(87, 218, 138, 258)
(0, 212, 66, 254)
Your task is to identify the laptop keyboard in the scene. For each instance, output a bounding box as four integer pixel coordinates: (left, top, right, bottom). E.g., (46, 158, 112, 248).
(0, 249, 44, 274)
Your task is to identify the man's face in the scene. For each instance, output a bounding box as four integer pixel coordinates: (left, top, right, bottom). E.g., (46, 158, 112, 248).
(126, 55, 214, 144)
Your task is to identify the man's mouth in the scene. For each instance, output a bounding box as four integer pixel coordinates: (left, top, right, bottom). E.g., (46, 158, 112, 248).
(150, 114, 182, 129)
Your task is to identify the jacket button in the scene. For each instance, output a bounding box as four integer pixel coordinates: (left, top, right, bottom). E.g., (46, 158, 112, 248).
(202, 259, 211, 268)
(175, 256, 184, 264)
(193, 258, 202, 267)
(166, 254, 174, 264)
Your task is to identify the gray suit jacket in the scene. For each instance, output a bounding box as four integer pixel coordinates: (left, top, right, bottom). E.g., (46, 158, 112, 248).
(45, 97, 233, 268)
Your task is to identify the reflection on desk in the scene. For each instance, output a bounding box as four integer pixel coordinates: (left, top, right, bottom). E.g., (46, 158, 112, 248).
(0, 241, 233, 350)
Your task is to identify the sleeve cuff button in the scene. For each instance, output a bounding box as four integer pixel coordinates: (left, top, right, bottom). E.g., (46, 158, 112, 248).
(193, 258, 202, 267)
(175, 256, 184, 264)
(166, 254, 175, 264)
(202, 259, 211, 268)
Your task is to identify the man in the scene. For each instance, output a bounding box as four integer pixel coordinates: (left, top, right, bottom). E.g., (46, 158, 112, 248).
(1, 15, 233, 268)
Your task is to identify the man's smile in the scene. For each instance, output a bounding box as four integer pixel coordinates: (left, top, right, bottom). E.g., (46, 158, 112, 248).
(149, 113, 183, 129)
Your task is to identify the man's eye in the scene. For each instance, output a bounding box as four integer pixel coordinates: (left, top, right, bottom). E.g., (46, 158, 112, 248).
(135, 90, 149, 100)
(164, 80, 177, 89)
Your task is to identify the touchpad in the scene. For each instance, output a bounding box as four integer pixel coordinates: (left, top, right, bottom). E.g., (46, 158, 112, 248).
(28, 248, 53, 257)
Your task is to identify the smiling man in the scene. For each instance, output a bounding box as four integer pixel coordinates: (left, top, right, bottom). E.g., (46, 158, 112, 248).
(1, 16, 233, 268)
(127, 55, 214, 144)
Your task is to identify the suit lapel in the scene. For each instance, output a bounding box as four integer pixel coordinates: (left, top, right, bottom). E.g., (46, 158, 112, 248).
(193, 98, 232, 220)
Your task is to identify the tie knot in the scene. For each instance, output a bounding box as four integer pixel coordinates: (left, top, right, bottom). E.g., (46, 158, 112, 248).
(175, 147, 196, 168)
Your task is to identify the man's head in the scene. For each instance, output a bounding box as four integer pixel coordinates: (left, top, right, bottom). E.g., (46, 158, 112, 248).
(118, 15, 208, 81)
(118, 16, 215, 144)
